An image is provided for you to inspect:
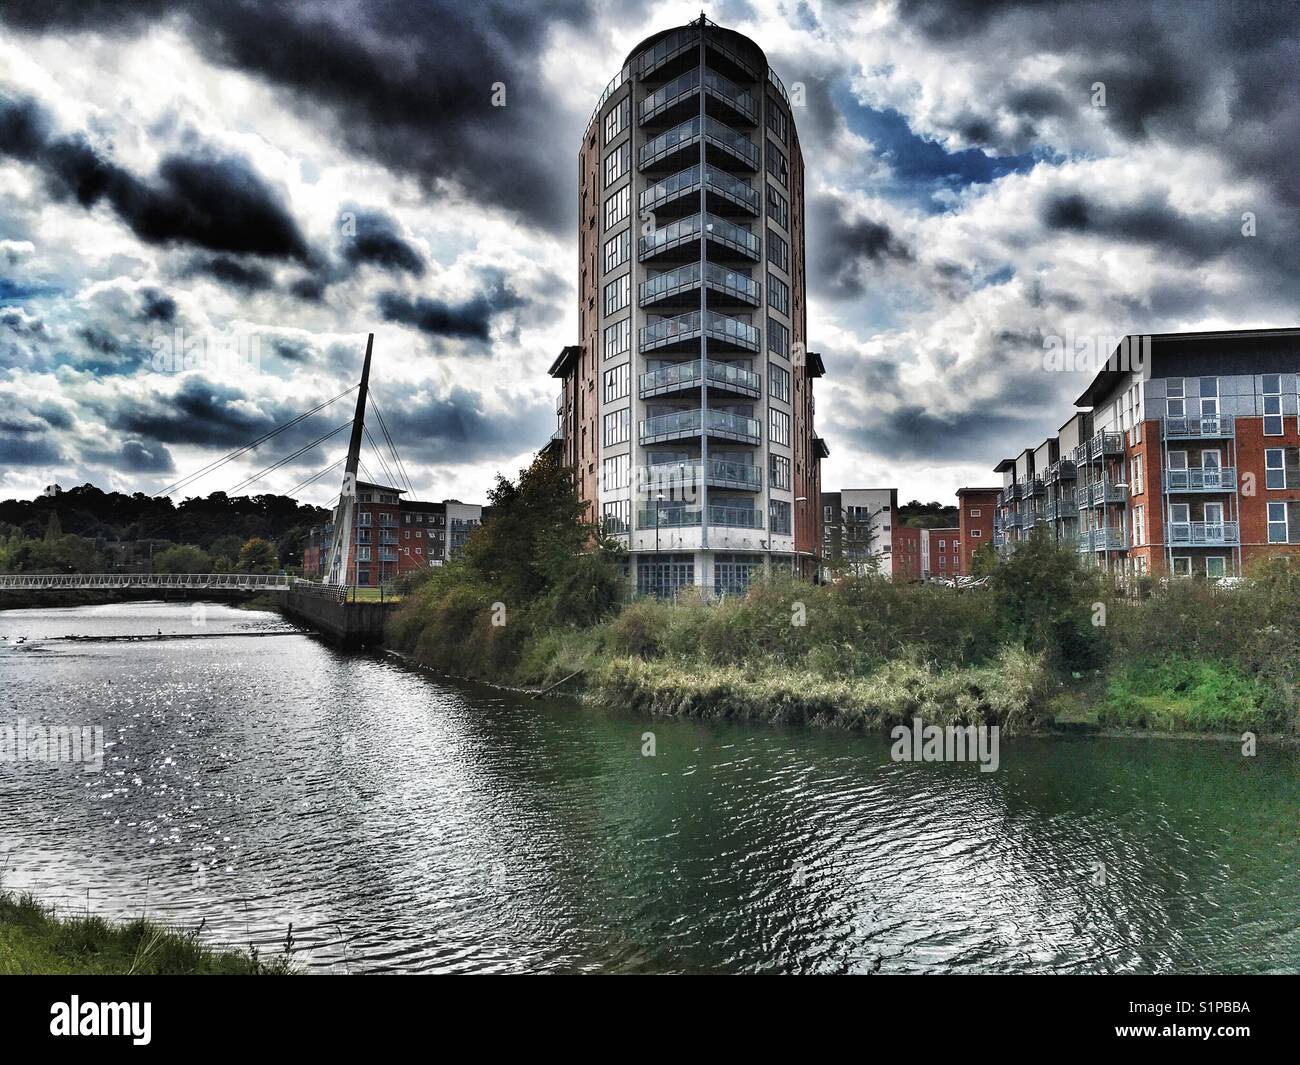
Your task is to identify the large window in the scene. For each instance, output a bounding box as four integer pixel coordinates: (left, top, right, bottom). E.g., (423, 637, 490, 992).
(1268, 501, 1289, 543)
(766, 99, 787, 143)
(770, 453, 790, 490)
(603, 318, 630, 359)
(603, 408, 629, 445)
(769, 499, 792, 535)
(715, 554, 763, 597)
(1166, 377, 1185, 419)
(603, 363, 629, 403)
(769, 362, 789, 402)
(603, 274, 629, 314)
(603, 230, 629, 272)
(768, 272, 790, 315)
(1265, 447, 1296, 489)
(1200, 377, 1219, 417)
(602, 499, 630, 535)
(767, 227, 789, 272)
(604, 186, 630, 230)
(603, 97, 628, 145)
(603, 454, 630, 491)
(766, 139, 788, 186)
(1263, 373, 1283, 435)
(767, 317, 789, 358)
(637, 555, 694, 598)
(769, 408, 790, 445)
(766, 185, 788, 228)
(604, 142, 629, 187)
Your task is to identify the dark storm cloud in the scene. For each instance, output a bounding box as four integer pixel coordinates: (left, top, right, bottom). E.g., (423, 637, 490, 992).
(183, 255, 276, 292)
(838, 404, 1041, 463)
(0, 94, 312, 261)
(377, 281, 527, 343)
(339, 209, 425, 278)
(810, 193, 913, 299)
(84, 439, 176, 473)
(139, 288, 177, 323)
(104, 377, 317, 449)
(372, 388, 554, 464)
(0, 0, 591, 233)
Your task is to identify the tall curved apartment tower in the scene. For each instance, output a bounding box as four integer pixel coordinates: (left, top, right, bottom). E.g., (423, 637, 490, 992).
(548, 16, 827, 597)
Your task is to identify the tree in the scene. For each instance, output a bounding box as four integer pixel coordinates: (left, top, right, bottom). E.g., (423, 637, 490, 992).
(970, 542, 999, 578)
(153, 544, 213, 573)
(236, 537, 278, 573)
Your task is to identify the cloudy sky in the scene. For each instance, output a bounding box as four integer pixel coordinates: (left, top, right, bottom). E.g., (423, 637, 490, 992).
(1, 0, 1297, 508)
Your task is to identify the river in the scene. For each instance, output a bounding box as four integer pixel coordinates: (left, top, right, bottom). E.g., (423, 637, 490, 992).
(0, 601, 1296, 974)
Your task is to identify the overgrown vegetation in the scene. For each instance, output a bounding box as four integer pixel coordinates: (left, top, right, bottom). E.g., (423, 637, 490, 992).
(389, 466, 1299, 738)
(0, 890, 295, 975)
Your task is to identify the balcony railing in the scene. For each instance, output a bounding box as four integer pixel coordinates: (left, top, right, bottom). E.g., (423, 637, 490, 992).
(640, 69, 700, 124)
(639, 408, 762, 444)
(704, 166, 760, 213)
(1168, 521, 1240, 546)
(639, 309, 759, 353)
(703, 70, 757, 123)
(1087, 479, 1128, 506)
(639, 458, 762, 492)
(638, 214, 701, 259)
(1044, 459, 1076, 483)
(1078, 528, 1129, 552)
(709, 504, 763, 529)
(639, 164, 760, 217)
(638, 358, 761, 398)
(1163, 415, 1235, 439)
(640, 117, 702, 169)
(702, 116, 759, 168)
(638, 212, 760, 262)
(1087, 431, 1125, 461)
(1026, 477, 1045, 496)
(639, 261, 761, 307)
(1164, 467, 1237, 492)
(636, 504, 764, 529)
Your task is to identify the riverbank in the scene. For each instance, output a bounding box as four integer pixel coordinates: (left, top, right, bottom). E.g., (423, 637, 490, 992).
(0, 890, 294, 975)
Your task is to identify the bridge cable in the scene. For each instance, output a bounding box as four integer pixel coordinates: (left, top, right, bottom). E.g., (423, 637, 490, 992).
(369, 393, 419, 501)
(158, 384, 358, 498)
(227, 420, 353, 495)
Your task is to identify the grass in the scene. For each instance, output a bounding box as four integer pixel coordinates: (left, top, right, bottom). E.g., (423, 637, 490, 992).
(1096, 658, 1273, 733)
(0, 890, 296, 975)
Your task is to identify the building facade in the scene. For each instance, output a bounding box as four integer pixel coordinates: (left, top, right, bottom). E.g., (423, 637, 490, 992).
(821, 487, 898, 575)
(924, 527, 962, 577)
(993, 328, 1300, 577)
(550, 16, 825, 596)
(955, 487, 999, 572)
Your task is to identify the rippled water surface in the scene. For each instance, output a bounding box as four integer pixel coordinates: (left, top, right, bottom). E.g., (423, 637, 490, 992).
(1, 602, 1296, 973)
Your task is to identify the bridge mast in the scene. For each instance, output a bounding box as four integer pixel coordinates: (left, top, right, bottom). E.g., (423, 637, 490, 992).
(323, 334, 374, 587)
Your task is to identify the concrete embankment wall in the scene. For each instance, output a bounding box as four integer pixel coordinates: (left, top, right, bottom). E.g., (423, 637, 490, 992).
(278, 591, 396, 648)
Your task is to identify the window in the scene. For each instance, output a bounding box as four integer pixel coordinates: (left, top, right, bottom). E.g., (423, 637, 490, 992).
(603, 364, 629, 403)
(1265, 447, 1287, 489)
(1129, 456, 1143, 495)
(766, 140, 788, 186)
(970, 508, 981, 517)
(768, 272, 790, 315)
(1132, 504, 1145, 547)
(823, 505, 832, 523)
(603, 318, 630, 359)
(602, 499, 630, 535)
(770, 453, 790, 490)
(769, 499, 792, 535)
(767, 227, 789, 272)
(1166, 377, 1185, 419)
(603, 274, 629, 314)
(766, 185, 788, 228)
(603, 408, 629, 445)
(971, 529, 982, 537)
(603, 96, 628, 145)
(769, 362, 790, 402)
(1205, 556, 1226, 580)
(769, 408, 790, 445)
(1172, 556, 1191, 577)
(604, 186, 629, 230)
(766, 99, 787, 143)
(767, 317, 789, 358)
(636, 554, 694, 598)
(604, 142, 629, 187)
(1200, 377, 1219, 417)
(1263, 373, 1283, 435)
(603, 454, 630, 491)
(1268, 501, 1289, 543)
(603, 230, 629, 272)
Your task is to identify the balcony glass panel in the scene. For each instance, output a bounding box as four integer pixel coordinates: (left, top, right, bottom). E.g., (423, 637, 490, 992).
(703, 166, 759, 212)
(640, 165, 701, 214)
(640, 117, 701, 167)
(709, 505, 763, 528)
(640, 69, 699, 121)
(1164, 467, 1236, 491)
(702, 70, 757, 121)
(638, 214, 701, 256)
(702, 116, 759, 167)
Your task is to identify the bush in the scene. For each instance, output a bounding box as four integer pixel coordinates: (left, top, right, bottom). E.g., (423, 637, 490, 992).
(1097, 658, 1272, 733)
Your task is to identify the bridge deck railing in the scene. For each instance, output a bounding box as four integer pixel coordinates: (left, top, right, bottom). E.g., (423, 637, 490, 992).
(0, 573, 293, 591)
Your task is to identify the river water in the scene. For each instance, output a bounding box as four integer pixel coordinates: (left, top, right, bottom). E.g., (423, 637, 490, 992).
(0, 602, 1295, 974)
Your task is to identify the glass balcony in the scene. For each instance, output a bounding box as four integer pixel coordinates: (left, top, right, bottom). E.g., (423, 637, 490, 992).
(638, 506, 701, 529)
(640, 69, 700, 124)
(638, 358, 760, 399)
(638, 214, 701, 260)
(639, 458, 762, 492)
(1168, 521, 1240, 546)
(640, 164, 760, 219)
(639, 408, 762, 445)
(1164, 467, 1236, 492)
(635, 27, 697, 79)
(710, 504, 763, 529)
(1087, 478, 1129, 506)
(703, 213, 760, 258)
(702, 116, 759, 169)
(639, 116, 702, 170)
(703, 70, 757, 123)
(703, 166, 760, 213)
(1163, 415, 1235, 439)
(639, 310, 759, 354)
(639, 262, 760, 308)
(1087, 431, 1125, 461)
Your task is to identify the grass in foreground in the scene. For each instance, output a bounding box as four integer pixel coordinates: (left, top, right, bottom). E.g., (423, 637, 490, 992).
(0, 891, 295, 975)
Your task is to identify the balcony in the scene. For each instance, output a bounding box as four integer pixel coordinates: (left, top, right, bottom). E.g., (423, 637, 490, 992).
(1025, 477, 1045, 497)
(703, 70, 758, 124)
(1168, 521, 1240, 546)
(1044, 459, 1076, 483)
(639, 408, 762, 445)
(1164, 467, 1237, 492)
(639, 164, 760, 219)
(639, 261, 761, 309)
(638, 115, 758, 173)
(636, 504, 764, 530)
(1045, 493, 1078, 521)
(1078, 528, 1128, 552)
(1086, 478, 1128, 506)
(1163, 415, 1235, 440)
(1087, 431, 1125, 461)
(638, 212, 760, 264)
(638, 358, 761, 400)
(639, 309, 759, 354)
(640, 69, 701, 126)
(639, 458, 762, 492)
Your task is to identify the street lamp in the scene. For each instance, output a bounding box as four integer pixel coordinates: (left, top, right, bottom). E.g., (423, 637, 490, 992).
(655, 492, 666, 556)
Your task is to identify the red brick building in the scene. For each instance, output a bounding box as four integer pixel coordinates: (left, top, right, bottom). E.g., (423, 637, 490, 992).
(956, 487, 999, 573)
(892, 524, 922, 579)
(925, 527, 961, 577)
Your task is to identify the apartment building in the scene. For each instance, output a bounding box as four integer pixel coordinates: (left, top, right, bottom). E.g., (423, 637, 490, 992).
(303, 486, 489, 584)
(893, 524, 922, 579)
(955, 487, 999, 572)
(993, 328, 1300, 577)
(549, 16, 826, 597)
(924, 527, 962, 577)
(822, 488, 898, 575)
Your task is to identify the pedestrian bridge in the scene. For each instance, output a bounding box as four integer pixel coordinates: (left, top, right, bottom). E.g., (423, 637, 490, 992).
(0, 573, 296, 592)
